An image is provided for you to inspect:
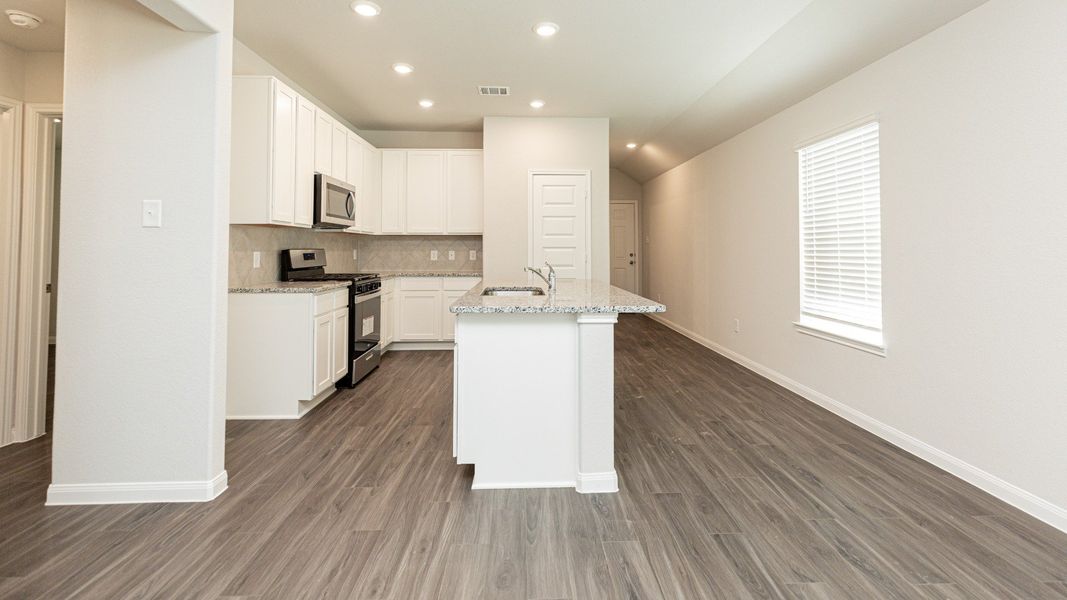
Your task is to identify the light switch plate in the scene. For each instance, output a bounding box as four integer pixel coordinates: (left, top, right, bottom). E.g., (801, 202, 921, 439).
(469, 250, 477, 260)
(253, 251, 261, 269)
(448, 250, 455, 261)
(142, 199, 162, 228)
(430, 250, 438, 261)
(352, 249, 358, 260)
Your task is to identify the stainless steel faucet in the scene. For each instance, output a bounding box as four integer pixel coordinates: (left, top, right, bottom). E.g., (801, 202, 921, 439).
(525, 262, 557, 292)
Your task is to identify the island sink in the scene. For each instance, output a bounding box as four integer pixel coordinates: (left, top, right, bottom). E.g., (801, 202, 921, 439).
(481, 287, 545, 297)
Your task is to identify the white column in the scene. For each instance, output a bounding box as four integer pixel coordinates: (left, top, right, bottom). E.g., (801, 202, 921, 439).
(575, 312, 619, 493)
(47, 0, 233, 505)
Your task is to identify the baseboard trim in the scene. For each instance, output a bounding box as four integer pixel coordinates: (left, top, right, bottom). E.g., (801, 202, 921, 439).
(645, 313, 1067, 534)
(46, 470, 228, 505)
(471, 480, 575, 490)
(576, 470, 619, 494)
(227, 414, 299, 420)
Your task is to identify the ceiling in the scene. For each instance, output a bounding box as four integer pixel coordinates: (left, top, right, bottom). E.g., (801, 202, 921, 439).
(0, 0, 64, 51)
(236, 0, 988, 182)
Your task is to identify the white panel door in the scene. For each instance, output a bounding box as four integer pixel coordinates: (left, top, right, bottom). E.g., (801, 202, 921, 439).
(405, 151, 446, 233)
(313, 314, 333, 394)
(332, 122, 348, 181)
(269, 81, 298, 225)
(314, 109, 333, 176)
(445, 150, 483, 233)
(530, 173, 590, 279)
(397, 291, 441, 340)
(380, 150, 406, 233)
(609, 202, 638, 293)
(294, 96, 316, 227)
(332, 308, 349, 379)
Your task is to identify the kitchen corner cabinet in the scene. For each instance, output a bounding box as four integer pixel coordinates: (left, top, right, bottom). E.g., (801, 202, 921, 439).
(231, 77, 315, 227)
(228, 288, 349, 419)
(379, 149, 483, 235)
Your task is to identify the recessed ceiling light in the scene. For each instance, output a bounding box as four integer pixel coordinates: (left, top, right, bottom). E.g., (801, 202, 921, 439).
(529, 99, 545, 109)
(350, 1, 381, 17)
(533, 22, 559, 37)
(626, 142, 638, 149)
(392, 63, 414, 75)
(419, 99, 434, 108)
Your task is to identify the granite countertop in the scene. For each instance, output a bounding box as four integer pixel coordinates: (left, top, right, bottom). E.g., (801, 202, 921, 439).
(229, 281, 351, 294)
(450, 279, 666, 314)
(377, 271, 482, 279)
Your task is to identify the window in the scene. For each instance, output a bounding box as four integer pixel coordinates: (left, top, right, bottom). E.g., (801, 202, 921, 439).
(796, 121, 884, 355)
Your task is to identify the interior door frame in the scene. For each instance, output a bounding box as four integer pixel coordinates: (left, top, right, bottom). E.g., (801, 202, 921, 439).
(527, 169, 592, 280)
(0, 95, 23, 447)
(609, 199, 641, 295)
(12, 103, 62, 445)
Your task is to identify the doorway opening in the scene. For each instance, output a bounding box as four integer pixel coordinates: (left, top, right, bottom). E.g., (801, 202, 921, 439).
(609, 200, 639, 294)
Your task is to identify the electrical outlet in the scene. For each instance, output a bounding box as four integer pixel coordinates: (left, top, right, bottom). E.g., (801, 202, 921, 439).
(352, 249, 358, 260)
(469, 250, 477, 261)
(448, 250, 455, 261)
(733, 318, 741, 333)
(253, 251, 261, 269)
(430, 250, 439, 261)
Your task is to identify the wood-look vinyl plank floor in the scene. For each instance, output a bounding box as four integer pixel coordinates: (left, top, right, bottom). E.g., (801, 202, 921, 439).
(1, 317, 1065, 598)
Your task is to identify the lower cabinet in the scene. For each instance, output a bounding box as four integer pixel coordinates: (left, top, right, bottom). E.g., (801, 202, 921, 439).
(388, 277, 481, 344)
(228, 287, 349, 419)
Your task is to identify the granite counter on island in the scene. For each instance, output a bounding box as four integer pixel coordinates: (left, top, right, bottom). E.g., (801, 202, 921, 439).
(449, 279, 665, 494)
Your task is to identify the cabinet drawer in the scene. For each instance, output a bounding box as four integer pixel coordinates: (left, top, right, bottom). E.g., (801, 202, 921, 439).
(443, 277, 481, 291)
(400, 277, 442, 291)
(314, 288, 348, 315)
(381, 278, 396, 293)
(333, 289, 349, 309)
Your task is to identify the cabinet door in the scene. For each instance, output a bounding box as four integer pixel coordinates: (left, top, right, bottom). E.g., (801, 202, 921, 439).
(269, 81, 298, 225)
(405, 151, 446, 233)
(445, 150, 483, 233)
(441, 290, 465, 341)
(363, 145, 382, 233)
(332, 123, 348, 181)
(332, 308, 349, 379)
(397, 291, 441, 340)
(380, 150, 406, 233)
(313, 313, 333, 394)
(314, 109, 333, 176)
(346, 135, 365, 233)
(294, 96, 316, 227)
(381, 292, 393, 346)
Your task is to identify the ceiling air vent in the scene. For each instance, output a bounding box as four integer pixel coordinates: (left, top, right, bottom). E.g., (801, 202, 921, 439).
(478, 86, 511, 97)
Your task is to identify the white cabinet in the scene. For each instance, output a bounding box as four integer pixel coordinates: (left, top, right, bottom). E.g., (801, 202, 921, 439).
(331, 121, 348, 180)
(393, 277, 481, 343)
(228, 288, 350, 419)
(445, 151, 483, 234)
(381, 150, 406, 233)
(381, 289, 395, 348)
(405, 151, 446, 233)
(231, 77, 314, 227)
(295, 96, 316, 227)
(362, 145, 382, 234)
(314, 108, 333, 176)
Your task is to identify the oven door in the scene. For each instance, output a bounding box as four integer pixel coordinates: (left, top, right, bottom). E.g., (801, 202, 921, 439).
(349, 292, 381, 384)
(314, 174, 356, 229)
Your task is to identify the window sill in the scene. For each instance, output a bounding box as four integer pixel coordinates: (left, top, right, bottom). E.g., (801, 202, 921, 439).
(794, 318, 886, 357)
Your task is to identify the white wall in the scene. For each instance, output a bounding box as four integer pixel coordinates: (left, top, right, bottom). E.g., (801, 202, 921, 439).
(642, 0, 1067, 530)
(49, 0, 233, 503)
(0, 41, 26, 100)
(0, 40, 63, 103)
(609, 168, 641, 203)
(482, 117, 609, 281)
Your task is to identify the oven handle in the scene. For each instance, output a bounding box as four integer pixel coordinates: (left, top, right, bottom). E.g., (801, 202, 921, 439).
(354, 290, 381, 304)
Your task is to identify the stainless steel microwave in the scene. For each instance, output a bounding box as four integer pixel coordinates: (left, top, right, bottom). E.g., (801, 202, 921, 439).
(313, 173, 356, 229)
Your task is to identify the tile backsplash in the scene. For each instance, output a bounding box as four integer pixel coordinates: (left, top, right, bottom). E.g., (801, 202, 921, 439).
(229, 225, 482, 286)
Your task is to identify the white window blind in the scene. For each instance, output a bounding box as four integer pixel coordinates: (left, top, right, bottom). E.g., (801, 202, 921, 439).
(797, 121, 883, 350)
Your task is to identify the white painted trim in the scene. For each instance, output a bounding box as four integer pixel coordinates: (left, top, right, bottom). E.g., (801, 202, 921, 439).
(387, 341, 454, 351)
(576, 313, 618, 325)
(0, 96, 23, 448)
(46, 470, 228, 505)
(471, 480, 576, 490)
(13, 104, 62, 447)
(227, 414, 300, 421)
(576, 470, 619, 494)
(528, 169, 593, 280)
(645, 313, 1067, 534)
(794, 319, 886, 357)
(609, 200, 641, 295)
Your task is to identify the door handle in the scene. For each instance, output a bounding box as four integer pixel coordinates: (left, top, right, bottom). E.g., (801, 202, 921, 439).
(629, 253, 634, 257)
(629, 261, 634, 265)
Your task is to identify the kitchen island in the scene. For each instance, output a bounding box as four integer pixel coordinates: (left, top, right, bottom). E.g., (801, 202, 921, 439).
(450, 279, 665, 492)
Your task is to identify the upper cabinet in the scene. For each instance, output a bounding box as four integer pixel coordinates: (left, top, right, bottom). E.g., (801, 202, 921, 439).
(314, 108, 333, 177)
(380, 149, 483, 235)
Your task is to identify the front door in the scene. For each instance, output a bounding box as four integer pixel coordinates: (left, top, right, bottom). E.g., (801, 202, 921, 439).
(610, 202, 637, 292)
(530, 173, 589, 279)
